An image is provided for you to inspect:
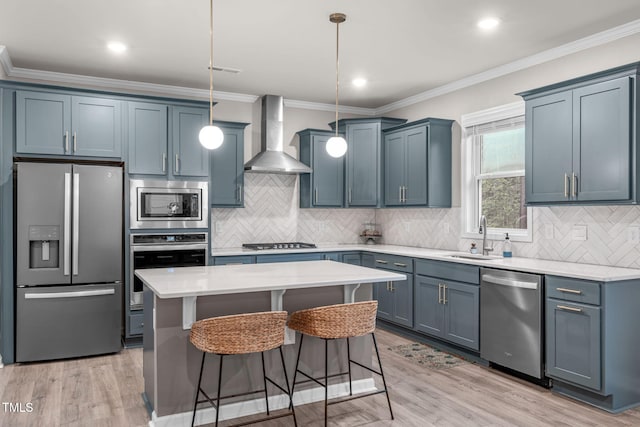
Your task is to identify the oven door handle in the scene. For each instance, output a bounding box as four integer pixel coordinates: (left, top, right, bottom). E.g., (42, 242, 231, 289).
(132, 244, 209, 252)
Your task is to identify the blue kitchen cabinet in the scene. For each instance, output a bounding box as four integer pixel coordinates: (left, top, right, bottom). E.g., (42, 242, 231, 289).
(341, 252, 361, 265)
(16, 90, 122, 158)
(331, 118, 406, 207)
(128, 102, 168, 175)
(372, 254, 413, 328)
(256, 253, 324, 263)
(172, 106, 209, 177)
(383, 119, 453, 208)
(298, 129, 345, 208)
(210, 121, 249, 207)
(520, 64, 637, 205)
(414, 259, 479, 351)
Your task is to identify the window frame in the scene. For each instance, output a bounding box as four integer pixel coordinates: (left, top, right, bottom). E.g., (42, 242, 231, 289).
(460, 101, 532, 242)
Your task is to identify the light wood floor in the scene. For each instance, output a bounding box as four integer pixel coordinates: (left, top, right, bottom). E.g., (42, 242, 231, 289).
(2, 329, 640, 426)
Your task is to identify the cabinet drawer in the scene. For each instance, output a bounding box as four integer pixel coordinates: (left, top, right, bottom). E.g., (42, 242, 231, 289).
(546, 276, 600, 305)
(129, 313, 144, 336)
(212, 255, 255, 265)
(372, 254, 413, 273)
(415, 259, 479, 284)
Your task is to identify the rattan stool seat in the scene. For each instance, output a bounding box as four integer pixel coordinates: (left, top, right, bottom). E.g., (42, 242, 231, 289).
(287, 301, 377, 339)
(190, 311, 286, 355)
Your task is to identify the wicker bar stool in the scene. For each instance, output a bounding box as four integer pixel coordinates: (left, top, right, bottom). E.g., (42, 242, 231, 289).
(287, 301, 393, 426)
(189, 311, 297, 427)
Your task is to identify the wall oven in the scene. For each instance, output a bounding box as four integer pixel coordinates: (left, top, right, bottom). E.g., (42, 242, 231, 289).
(129, 179, 208, 229)
(130, 232, 208, 309)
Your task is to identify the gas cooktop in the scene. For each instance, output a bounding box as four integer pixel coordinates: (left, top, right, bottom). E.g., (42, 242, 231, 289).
(242, 242, 317, 250)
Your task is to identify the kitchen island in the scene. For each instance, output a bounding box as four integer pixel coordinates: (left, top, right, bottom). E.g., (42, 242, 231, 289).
(136, 260, 405, 427)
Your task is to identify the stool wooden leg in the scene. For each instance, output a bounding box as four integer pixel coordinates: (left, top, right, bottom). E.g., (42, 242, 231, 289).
(372, 333, 394, 420)
(324, 338, 329, 427)
(215, 354, 224, 427)
(191, 352, 206, 427)
(279, 346, 298, 427)
(289, 333, 304, 411)
(346, 337, 353, 396)
(260, 351, 270, 415)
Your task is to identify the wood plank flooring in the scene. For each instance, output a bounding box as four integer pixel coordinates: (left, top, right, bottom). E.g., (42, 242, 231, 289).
(2, 329, 640, 426)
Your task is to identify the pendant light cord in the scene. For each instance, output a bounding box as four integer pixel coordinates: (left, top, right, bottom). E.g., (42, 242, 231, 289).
(335, 19, 340, 137)
(209, 0, 214, 126)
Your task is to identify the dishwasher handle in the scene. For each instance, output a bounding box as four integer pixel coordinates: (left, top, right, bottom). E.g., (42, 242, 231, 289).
(482, 274, 538, 290)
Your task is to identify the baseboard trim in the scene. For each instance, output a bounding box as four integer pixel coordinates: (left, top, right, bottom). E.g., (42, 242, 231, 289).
(148, 378, 376, 427)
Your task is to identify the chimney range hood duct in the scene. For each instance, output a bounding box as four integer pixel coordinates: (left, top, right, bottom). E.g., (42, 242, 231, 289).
(244, 95, 313, 174)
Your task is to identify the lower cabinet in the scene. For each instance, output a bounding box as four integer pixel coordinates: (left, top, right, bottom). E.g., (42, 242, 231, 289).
(372, 254, 413, 328)
(256, 253, 324, 263)
(212, 255, 255, 265)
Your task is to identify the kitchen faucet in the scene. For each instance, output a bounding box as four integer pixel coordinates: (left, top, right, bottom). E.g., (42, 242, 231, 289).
(479, 215, 493, 256)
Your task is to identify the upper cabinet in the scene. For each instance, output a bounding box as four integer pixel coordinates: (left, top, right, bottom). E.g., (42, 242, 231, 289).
(128, 103, 210, 178)
(519, 63, 638, 205)
(331, 118, 406, 207)
(382, 118, 453, 208)
(172, 106, 210, 177)
(16, 90, 122, 158)
(298, 129, 345, 208)
(209, 121, 248, 207)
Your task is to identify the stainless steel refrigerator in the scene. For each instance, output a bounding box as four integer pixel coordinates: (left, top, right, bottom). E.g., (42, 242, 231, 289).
(15, 162, 123, 362)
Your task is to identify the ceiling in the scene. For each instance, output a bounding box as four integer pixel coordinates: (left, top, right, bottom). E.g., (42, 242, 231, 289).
(2, 0, 640, 109)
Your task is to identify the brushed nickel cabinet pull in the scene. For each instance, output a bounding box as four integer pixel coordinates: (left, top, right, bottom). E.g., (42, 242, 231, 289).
(393, 262, 407, 267)
(438, 283, 442, 304)
(73, 131, 77, 152)
(386, 282, 390, 291)
(237, 184, 243, 202)
(399, 186, 402, 203)
(443, 285, 448, 304)
(564, 173, 569, 198)
(64, 131, 69, 153)
(348, 188, 352, 204)
(390, 282, 395, 292)
(175, 154, 180, 173)
(556, 287, 582, 295)
(162, 153, 167, 172)
(558, 305, 582, 313)
(572, 173, 577, 197)
(314, 188, 318, 204)
(376, 259, 388, 264)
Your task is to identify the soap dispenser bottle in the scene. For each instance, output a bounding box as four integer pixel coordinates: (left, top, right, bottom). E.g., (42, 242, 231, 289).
(503, 233, 512, 258)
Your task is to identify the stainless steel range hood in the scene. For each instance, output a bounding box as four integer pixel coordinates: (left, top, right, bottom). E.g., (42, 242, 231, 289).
(244, 95, 312, 174)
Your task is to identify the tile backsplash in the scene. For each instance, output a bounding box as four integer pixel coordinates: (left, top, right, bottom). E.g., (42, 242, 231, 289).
(212, 175, 640, 269)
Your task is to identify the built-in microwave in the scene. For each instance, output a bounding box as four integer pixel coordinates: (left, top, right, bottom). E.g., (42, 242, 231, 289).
(129, 179, 208, 229)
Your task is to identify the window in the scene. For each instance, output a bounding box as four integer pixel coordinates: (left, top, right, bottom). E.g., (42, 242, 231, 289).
(461, 102, 532, 242)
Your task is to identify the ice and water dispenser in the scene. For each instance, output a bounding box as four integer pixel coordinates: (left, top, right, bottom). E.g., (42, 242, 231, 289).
(28, 225, 60, 269)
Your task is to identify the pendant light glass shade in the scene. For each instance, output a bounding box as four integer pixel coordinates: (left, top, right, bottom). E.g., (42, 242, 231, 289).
(327, 13, 347, 158)
(326, 135, 347, 158)
(200, 0, 223, 150)
(199, 125, 224, 149)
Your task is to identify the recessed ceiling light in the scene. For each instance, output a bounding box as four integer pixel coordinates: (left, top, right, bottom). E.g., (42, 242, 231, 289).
(477, 17, 500, 30)
(107, 42, 127, 53)
(352, 78, 367, 88)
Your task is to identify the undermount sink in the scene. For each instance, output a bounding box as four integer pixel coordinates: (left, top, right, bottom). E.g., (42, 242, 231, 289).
(446, 253, 503, 261)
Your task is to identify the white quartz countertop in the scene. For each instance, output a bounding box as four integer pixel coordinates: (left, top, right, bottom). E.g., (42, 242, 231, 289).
(210, 244, 640, 282)
(136, 260, 406, 298)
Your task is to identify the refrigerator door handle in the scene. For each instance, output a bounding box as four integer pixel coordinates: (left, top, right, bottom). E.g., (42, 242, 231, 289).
(63, 172, 72, 276)
(24, 289, 115, 299)
(72, 172, 80, 276)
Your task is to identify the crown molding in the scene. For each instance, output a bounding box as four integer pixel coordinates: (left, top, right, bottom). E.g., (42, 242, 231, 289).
(284, 98, 376, 116)
(375, 18, 640, 114)
(0, 46, 14, 76)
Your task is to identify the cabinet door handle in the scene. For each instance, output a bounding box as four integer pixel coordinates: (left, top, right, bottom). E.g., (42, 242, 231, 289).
(348, 188, 352, 204)
(399, 186, 403, 202)
(402, 186, 407, 203)
(375, 259, 388, 264)
(438, 283, 442, 304)
(237, 184, 243, 202)
(558, 304, 582, 313)
(73, 131, 77, 152)
(386, 282, 390, 291)
(175, 154, 180, 173)
(64, 131, 69, 153)
(314, 188, 318, 204)
(393, 262, 407, 267)
(443, 285, 448, 304)
(162, 153, 167, 173)
(564, 173, 569, 198)
(572, 173, 577, 198)
(390, 282, 395, 292)
(556, 287, 582, 295)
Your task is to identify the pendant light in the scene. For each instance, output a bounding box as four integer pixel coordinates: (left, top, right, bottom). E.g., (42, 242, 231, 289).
(326, 13, 348, 158)
(199, 0, 224, 150)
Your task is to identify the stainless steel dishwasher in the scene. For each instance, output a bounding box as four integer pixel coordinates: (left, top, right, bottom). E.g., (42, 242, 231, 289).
(480, 268, 544, 379)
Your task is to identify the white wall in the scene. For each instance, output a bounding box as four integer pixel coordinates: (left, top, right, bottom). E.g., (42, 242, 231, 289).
(377, 33, 640, 268)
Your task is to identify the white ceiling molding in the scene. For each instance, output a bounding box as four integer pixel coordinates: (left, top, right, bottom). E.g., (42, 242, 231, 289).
(284, 98, 376, 116)
(0, 46, 14, 75)
(374, 18, 640, 115)
(460, 101, 525, 128)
